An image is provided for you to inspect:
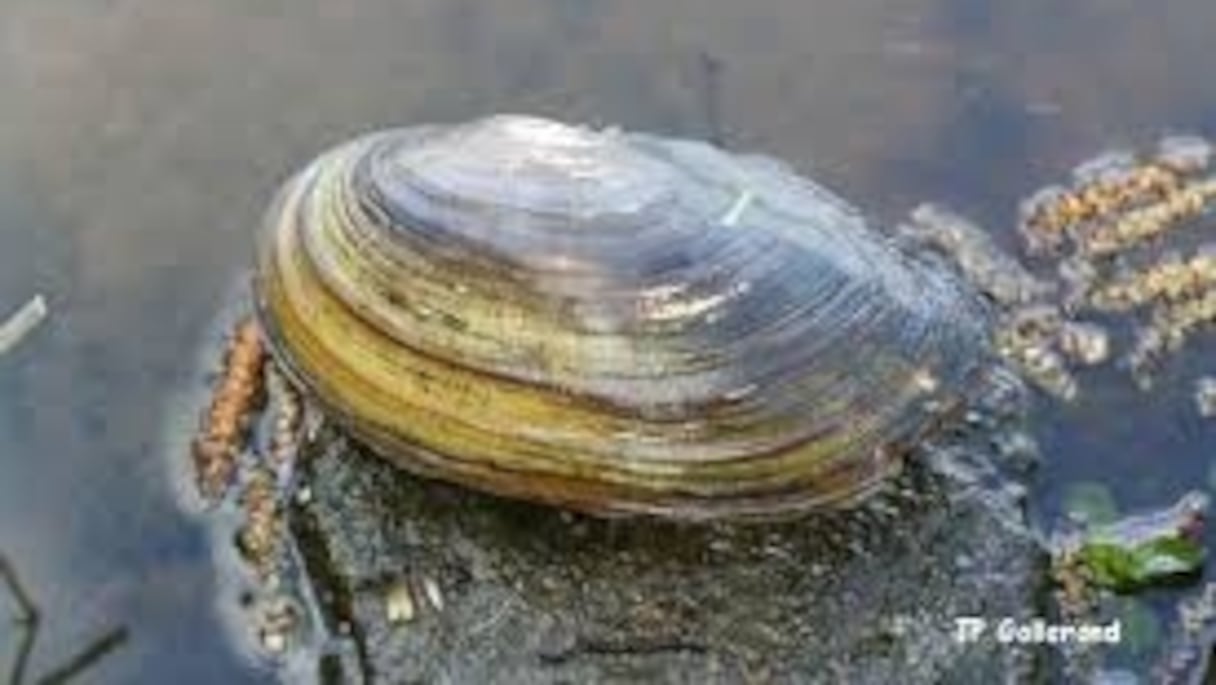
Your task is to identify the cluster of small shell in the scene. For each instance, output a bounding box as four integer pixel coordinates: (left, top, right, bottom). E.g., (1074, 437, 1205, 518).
(1194, 376, 1216, 417)
(236, 465, 282, 580)
(265, 367, 303, 467)
(904, 134, 1216, 405)
(1049, 548, 1097, 626)
(191, 316, 309, 655)
(192, 317, 266, 501)
(902, 206, 1090, 400)
(1023, 137, 1216, 390)
(1047, 547, 1105, 680)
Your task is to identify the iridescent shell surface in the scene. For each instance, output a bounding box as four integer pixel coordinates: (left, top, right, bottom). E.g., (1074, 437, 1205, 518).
(254, 115, 992, 519)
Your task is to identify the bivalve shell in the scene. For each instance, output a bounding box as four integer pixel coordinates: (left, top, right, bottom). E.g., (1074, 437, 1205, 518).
(254, 115, 992, 519)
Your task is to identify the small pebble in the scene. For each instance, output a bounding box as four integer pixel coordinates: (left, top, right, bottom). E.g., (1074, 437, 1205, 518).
(1057, 321, 1110, 366)
(423, 576, 444, 611)
(1196, 377, 1216, 417)
(384, 581, 417, 625)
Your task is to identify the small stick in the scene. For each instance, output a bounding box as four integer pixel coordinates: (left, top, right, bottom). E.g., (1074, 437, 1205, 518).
(34, 626, 129, 685)
(0, 296, 48, 359)
(0, 554, 37, 622)
(2, 553, 41, 685)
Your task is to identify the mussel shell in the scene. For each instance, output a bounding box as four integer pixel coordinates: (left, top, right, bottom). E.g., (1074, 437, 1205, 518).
(255, 115, 991, 519)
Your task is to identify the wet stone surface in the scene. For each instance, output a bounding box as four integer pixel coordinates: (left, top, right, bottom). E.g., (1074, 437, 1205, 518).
(290, 417, 1047, 684)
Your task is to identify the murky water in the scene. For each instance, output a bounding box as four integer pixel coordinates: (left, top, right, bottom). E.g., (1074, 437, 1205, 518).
(3, 0, 1216, 681)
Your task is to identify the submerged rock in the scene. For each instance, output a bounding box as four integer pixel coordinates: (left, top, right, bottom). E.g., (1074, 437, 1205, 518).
(287, 414, 1047, 684)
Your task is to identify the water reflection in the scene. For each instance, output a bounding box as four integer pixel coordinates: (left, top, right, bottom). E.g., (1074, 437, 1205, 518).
(0, 0, 1215, 681)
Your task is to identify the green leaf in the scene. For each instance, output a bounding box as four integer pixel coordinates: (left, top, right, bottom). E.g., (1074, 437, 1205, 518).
(1077, 535, 1204, 592)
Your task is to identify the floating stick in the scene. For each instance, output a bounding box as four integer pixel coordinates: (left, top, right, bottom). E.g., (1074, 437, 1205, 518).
(0, 295, 47, 359)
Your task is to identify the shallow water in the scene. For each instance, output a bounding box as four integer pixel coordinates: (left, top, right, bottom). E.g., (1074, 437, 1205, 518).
(2, 0, 1216, 681)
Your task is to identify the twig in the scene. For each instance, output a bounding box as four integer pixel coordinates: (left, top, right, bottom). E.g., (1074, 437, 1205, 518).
(0, 555, 37, 622)
(1, 554, 41, 685)
(1, 554, 128, 685)
(34, 627, 128, 685)
(0, 296, 48, 359)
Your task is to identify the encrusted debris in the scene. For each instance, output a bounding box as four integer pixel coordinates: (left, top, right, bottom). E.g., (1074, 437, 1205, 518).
(186, 314, 325, 663)
(237, 465, 284, 581)
(920, 133, 1216, 397)
(1019, 138, 1213, 256)
(1056, 321, 1110, 366)
(901, 203, 1054, 307)
(266, 366, 304, 466)
(1195, 377, 1216, 417)
(993, 305, 1079, 400)
(1128, 289, 1216, 387)
(1087, 247, 1216, 312)
(255, 593, 302, 655)
(192, 317, 266, 502)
